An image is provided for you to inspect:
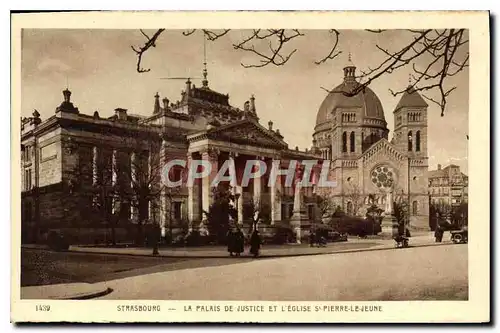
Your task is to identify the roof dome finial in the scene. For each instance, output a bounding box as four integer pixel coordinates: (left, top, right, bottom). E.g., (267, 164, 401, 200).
(343, 52, 356, 81)
(202, 36, 209, 88)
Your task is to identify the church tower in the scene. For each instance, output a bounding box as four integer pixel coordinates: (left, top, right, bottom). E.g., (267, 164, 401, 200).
(392, 83, 429, 229)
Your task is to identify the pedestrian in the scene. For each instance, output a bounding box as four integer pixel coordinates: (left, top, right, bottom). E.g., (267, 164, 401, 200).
(249, 230, 262, 258)
(309, 229, 316, 247)
(226, 228, 236, 257)
(434, 216, 444, 243)
(234, 226, 244, 257)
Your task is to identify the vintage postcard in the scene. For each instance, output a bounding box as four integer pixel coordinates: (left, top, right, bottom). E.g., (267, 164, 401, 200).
(11, 11, 490, 323)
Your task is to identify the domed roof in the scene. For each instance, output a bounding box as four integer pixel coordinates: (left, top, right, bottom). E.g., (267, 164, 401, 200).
(394, 86, 428, 112)
(315, 80, 385, 127)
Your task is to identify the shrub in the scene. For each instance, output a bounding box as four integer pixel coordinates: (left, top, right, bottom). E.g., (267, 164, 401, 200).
(46, 230, 70, 251)
(330, 216, 378, 236)
(270, 226, 296, 244)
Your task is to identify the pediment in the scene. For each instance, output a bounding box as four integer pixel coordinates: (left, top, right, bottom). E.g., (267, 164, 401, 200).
(210, 120, 287, 149)
(188, 119, 288, 150)
(362, 138, 405, 164)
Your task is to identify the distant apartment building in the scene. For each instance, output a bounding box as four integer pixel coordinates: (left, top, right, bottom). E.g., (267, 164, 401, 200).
(428, 164, 468, 207)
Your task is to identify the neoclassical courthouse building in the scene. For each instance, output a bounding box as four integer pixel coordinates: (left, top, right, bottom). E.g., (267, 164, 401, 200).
(20, 58, 430, 243)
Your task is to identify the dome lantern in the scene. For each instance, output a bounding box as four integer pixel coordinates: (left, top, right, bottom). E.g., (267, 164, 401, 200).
(343, 52, 356, 82)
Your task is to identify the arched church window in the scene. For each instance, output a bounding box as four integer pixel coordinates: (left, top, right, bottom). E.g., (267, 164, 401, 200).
(342, 132, 347, 152)
(350, 131, 355, 152)
(412, 200, 418, 215)
(408, 131, 413, 151)
(416, 131, 421, 152)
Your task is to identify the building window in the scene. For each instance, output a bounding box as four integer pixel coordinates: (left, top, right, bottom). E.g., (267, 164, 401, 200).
(412, 200, 418, 215)
(119, 201, 131, 221)
(408, 131, 413, 151)
(281, 203, 287, 221)
(416, 131, 421, 152)
(24, 146, 32, 163)
(105, 196, 114, 217)
(342, 132, 347, 152)
(350, 131, 355, 152)
(172, 166, 182, 182)
(24, 169, 32, 190)
(307, 205, 315, 220)
(173, 202, 182, 221)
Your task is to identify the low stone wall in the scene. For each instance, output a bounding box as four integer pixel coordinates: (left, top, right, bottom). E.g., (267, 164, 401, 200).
(410, 216, 430, 231)
(40, 227, 136, 246)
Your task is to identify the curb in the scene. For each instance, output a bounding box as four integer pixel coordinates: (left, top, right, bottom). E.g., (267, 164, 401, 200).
(65, 287, 114, 300)
(21, 286, 114, 300)
(24, 241, 458, 260)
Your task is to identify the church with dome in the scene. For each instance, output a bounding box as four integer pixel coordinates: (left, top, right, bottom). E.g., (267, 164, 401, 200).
(312, 56, 430, 229)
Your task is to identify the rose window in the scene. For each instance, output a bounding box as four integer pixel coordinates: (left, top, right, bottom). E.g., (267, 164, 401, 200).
(371, 166, 395, 189)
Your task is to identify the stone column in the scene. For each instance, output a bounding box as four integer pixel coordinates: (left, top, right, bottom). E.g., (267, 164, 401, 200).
(290, 178, 309, 244)
(160, 140, 168, 229)
(111, 149, 118, 215)
(111, 149, 118, 187)
(92, 146, 99, 186)
(187, 153, 201, 225)
(228, 152, 243, 225)
(270, 158, 282, 225)
(253, 156, 262, 210)
(201, 148, 218, 218)
(92, 146, 100, 209)
(130, 152, 139, 222)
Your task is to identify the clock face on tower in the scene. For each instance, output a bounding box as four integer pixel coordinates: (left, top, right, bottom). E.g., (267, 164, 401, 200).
(371, 165, 395, 190)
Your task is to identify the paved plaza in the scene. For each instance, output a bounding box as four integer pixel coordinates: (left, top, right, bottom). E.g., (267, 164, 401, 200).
(21, 233, 467, 301)
(97, 243, 467, 301)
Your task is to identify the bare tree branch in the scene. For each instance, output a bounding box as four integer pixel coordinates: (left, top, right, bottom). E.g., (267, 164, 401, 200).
(366, 29, 386, 33)
(131, 29, 165, 73)
(131, 28, 468, 116)
(182, 29, 231, 41)
(319, 29, 468, 116)
(232, 29, 304, 68)
(315, 29, 342, 65)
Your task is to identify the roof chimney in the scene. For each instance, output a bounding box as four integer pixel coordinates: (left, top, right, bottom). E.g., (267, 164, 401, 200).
(250, 94, 256, 113)
(153, 92, 160, 114)
(115, 108, 128, 121)
(186, 79, 192, 96)
(268, 120, 273, 131)
(162, 97, 169, 111)
(438, 164, 442, 170)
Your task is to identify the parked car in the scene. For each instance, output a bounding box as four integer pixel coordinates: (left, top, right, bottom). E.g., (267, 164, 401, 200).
(450, 227, 468, 244)
(328, 231, 348, 242)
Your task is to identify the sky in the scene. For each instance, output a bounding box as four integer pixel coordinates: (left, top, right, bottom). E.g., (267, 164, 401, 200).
(21, 29, 469, 174)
